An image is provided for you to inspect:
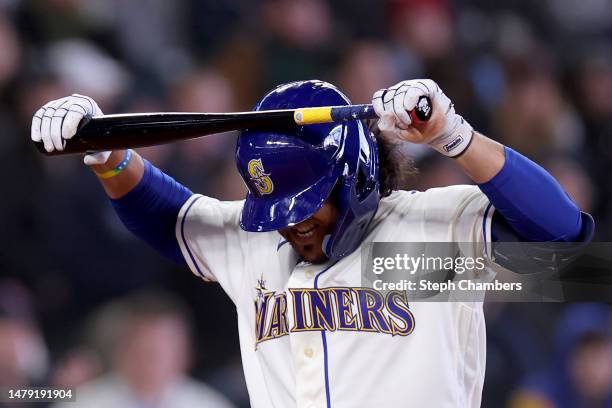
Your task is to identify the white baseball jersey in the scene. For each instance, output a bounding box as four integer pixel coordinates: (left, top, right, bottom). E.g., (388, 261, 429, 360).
(176, 185, 495, 408)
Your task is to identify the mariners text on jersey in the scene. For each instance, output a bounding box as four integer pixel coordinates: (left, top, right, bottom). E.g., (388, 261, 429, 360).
(254, 286, 415, 347)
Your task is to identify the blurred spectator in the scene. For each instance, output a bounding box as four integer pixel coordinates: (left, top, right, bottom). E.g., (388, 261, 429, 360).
(510, 304, 612, 408)
(388, 0, 453, 62)
(544, 156, 595, 214)
(16, 0, 97, 44)
(336, 41, 401, 104)
(260, 0, 339, 89)
(53, 291, 235, 408)
(574, 52, 612, 123)
(79, 0, 192, 85)
(262, 0, 332, 51)
(50, 346, 102, 390)
(47, 39, 131, 107)
(167, 67, 241, 195)
(571, 50, 612, 238)
(482, 303, 556, 407)
(0, 12, 20, 90)
(413, 153, 471, 190)
(207, 356, 251, 408)
(495, 68, 584, 159)
(546, 0, 612, 38)
(0, 280, 49, 389)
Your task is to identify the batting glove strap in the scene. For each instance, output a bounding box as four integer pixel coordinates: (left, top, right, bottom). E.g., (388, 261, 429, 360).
(429, 114, 474, 158)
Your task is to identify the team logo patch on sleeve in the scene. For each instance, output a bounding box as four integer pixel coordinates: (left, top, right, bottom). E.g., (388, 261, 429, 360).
(247, 158, 274, 195)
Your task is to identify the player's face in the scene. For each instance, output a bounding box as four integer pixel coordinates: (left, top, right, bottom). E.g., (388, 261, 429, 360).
(279, 200, 339, 264)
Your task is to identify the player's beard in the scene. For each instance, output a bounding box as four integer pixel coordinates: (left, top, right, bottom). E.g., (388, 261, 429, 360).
(279, 200, 338, 264)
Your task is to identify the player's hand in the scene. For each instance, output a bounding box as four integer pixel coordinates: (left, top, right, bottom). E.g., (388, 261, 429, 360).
(31, 94, 111, 165)
(372, 79, 474, 157)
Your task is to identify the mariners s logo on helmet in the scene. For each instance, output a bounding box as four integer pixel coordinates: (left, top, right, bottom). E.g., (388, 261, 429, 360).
(247, 158, 274, 195)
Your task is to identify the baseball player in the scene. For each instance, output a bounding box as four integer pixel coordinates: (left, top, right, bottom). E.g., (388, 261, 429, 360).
(32, 79, 593, 407)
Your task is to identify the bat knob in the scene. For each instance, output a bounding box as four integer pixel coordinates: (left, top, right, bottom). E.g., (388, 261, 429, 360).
(410, 96, 432, 123)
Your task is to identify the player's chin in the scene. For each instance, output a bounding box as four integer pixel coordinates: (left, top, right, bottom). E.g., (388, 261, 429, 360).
(280, 230, 328, 264)
(297, 244, 328, 264)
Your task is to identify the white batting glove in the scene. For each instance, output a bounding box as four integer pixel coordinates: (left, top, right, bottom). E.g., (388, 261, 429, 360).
(31, 94, 111, 165)
(372, 79, 474, 157)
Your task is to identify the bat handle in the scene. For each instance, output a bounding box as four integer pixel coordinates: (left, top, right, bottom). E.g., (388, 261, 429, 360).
(330, 104, 378, 122)
(294, 104, 377, 125)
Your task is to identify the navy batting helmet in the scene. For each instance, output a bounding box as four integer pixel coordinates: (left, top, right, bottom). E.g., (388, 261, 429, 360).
(236, 80, 380, 260)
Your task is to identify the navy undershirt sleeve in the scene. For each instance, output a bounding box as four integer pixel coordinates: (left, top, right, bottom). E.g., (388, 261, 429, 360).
(479, 147, 586, 242)
(110, 160, 193, 264)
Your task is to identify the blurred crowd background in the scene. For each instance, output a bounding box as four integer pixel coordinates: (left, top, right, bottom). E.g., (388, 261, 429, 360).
(1, 0, 612, 407)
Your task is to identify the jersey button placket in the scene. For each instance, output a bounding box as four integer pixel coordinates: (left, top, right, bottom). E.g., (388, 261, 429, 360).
(288, 264, 328, 408)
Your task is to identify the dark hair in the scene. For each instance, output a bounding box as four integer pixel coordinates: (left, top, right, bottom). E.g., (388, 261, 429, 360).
(367, 120, 418, 197)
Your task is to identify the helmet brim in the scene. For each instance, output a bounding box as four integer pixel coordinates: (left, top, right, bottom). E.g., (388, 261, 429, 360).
(240, 175, 338, 232)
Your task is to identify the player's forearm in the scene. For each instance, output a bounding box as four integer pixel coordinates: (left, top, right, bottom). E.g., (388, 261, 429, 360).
(90, 150, 145, 199)
(470, 141, 587, 242)
(453, 132, 506, 184)
(110, 159, 193, 264)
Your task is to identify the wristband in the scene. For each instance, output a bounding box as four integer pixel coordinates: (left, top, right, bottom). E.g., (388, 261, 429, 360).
(94, 150, 133, 179)
(429, 115, 474, 158)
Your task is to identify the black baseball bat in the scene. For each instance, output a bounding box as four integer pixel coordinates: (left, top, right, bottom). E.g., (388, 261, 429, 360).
(34, 97, 432, 156)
